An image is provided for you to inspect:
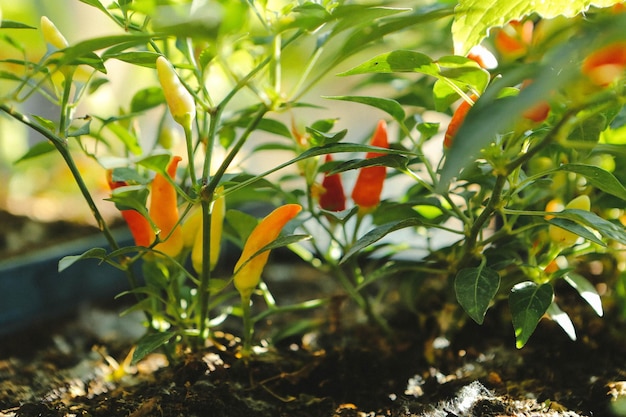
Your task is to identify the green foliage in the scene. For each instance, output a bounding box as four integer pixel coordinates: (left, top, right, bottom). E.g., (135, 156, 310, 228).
(2, 0, 626, 359)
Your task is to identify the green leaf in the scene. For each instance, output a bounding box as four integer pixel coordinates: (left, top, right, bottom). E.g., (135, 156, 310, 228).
(79, 0, 109, 14)
(455, 265, 500, 324)
(130, 87, 166, 113)
(452, 0, 622, 55)
(328, 154, 408, 175)
(546, 218, 606, 246)
(106, 122, 142, 155)
(305, 127, 347, 146)
(546, 301, 577, 341)
(559, 163, 626, 202)
(564, 272, 603, 316)
(553, 209, 626, 245)
(132, 331, 176, 365)
(15, 141, 56, 163)
(339, 50, 437, 76)
(509, 281, 553, 348)
(340, 218, 423, 264)
(32, 115, 56, 132)
(58, 248, 108, 272)
(0, 21, 37, 29)
(104, 51, 161, 68)
(325, 95, 405, 123)
(68, 119, 92, 137)
(225, 209, 259, 246)
(136, 152, 171, 174)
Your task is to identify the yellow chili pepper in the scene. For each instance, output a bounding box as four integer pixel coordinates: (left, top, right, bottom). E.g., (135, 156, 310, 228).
(548, 195, 590, 247)
(233, 204, 302, 298)
(156, 56, 196, 129)
(40, 16, 69, 49)
(150, 156, 184, 257)
(188, 187, 225, 274)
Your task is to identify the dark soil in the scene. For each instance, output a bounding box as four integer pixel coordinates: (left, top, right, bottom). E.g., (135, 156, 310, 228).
(2, 296, 626, 417)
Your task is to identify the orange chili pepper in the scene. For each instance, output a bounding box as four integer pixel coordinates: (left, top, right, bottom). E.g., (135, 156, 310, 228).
(107, 171, 154, 247)
(319, 155, 346, 212)
(191, 187, 226, 273)
(233, 204, 302, 298)
(494, 20, 533, 59)
(150, 156, 184, 257)
(582, 41, 626, 87)
(443, 94, 477, 150)
(351, 120, 388, 213)
(520, 80, 550, 123)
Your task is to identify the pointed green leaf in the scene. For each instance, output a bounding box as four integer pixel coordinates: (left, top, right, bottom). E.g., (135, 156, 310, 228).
(328, 154, 408, 175)
(559, 163, 626, 202)
(455, 266, 500, 324)
(325, 95, 405, 123)
(106, 122, 142, 155)
(452, 0, 622, 55)
(130, 87, 165, 113)
(339, 50, 437, 76)
(509, 281, 553, 348)
(546, 217, 606, 246)
(0, 21, 37, 29)
(547, 301, 577, 341)
(58, 248, 108, 272)
(340, 218, 423, 264)
(15, 141, 56, 163)
(132, 331, 176, 365)
(564, 272, 603, 316)
(554, 209, 626, 245)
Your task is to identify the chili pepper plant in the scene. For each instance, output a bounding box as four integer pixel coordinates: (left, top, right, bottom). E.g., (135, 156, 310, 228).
(2, 0, 626, 362)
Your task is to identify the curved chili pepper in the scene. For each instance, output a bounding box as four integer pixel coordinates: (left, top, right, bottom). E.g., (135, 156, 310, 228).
(150, 156, 184, 257)
(443, 94, 477, 150)
(233, 204, 302, 298)
(319, 155, 346, 212)
(351, 120, 388, 212)
(106, 171, 154, 247)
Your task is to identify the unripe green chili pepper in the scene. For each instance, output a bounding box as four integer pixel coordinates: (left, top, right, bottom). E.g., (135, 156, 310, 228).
(319, 155, 346, 212)
(107, 171, 154, 247)
(191, 186, 226, 274)
(351, 120, 388, 213)
(156, 56, 196, 129)
(41, 16, 69, 49)
(548, 195, 591, 247)
(233, 204, 302, 299)
(150, 156, 184, 257)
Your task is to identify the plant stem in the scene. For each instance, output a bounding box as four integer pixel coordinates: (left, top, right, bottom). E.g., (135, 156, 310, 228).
(240, 293, 254, 358)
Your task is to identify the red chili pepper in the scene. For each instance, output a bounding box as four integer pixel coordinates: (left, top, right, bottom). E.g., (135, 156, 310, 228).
(443, 94, 477, 150)
(106, 171, 153, 247)
(149, 156, 184, 257)
(351, 120, 388, 212)
(319, 155, 346, 212)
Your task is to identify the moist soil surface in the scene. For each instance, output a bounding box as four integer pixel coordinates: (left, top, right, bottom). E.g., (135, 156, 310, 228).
(1, 297, 626, 417)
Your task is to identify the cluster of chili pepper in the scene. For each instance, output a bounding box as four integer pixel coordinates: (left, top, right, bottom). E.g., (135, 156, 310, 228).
(107, 156, 184, 258)
(317, 120, 389, 215)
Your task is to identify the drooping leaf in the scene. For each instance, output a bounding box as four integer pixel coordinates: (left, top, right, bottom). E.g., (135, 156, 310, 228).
(546, 217, 605, 246)
(130, 87, 166, 113)
(14, 141, 56, 163)
(340, 218, 423, 263)
(327, 154, 408, 175)
(58, 248, 108, 272)
(132, 331, 176, 365)
(452, 0, 622, 55)
(106, 122, 142, 155)
(559, 163, 626, 202)
(547, 301, 577, 341)
(509, 281, 554, 348)
(564, 272, 603, 316)
(0, 21, 37, 29)
(325, 95, 406, 123)
(554, 209, 626, 245)
(455, 265, 500, 324)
